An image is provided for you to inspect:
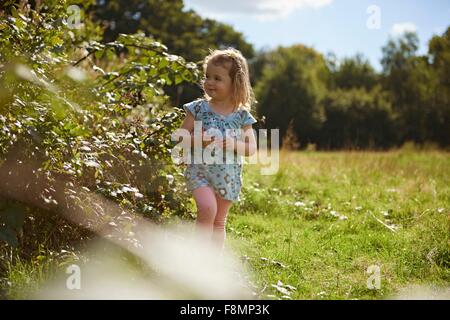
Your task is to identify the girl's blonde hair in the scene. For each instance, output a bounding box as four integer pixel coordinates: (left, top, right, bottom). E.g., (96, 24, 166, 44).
(202, 47, 256, 112)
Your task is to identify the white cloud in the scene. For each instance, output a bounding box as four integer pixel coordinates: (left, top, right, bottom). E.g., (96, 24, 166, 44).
(390, 22, 417, 36)
(184, 0, 334, 21)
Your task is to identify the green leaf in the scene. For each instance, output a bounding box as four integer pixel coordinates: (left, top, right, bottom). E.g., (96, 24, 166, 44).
(159, 58, 169, 69)
(175, 74, 183, 85)
(95, 50, 104, 59)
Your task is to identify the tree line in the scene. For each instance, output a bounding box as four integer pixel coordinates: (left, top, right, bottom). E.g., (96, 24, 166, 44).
(252, 31, 449, 150)
(87, 0, 449, 150)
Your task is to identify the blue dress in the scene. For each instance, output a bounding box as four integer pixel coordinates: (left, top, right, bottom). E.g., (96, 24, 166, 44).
(183, 98, 257, 202)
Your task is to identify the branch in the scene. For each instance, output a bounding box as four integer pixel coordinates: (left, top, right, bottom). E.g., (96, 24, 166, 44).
(73, 50, 96, 67)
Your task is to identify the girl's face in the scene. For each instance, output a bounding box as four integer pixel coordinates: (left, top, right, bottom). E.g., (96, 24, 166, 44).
(204, 62, 233, 102)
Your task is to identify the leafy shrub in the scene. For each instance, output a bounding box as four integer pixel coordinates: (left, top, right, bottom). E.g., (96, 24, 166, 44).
(0, 1, 200, 250)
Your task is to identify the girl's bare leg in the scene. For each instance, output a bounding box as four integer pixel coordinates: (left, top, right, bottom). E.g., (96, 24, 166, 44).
(213, 193, 233, 252)
(192, 186, 218, 241)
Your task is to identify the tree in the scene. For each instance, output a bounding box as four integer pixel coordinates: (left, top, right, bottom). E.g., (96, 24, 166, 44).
(320, 86, 397, 150)
(427, 27, 450, 146)
(330, 53, 377, 91)
(254, 45, 329, 148)
(381, 32, 431, 144)
(89, 0, 254, 62)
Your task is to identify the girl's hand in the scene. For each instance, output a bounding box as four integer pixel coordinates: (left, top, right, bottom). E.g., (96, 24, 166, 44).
(214, 136, 236, 152)
(191, 131, 215, 147)
(202, 134, 215, 147)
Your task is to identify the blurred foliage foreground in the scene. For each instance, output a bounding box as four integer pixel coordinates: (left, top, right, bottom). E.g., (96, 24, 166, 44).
(0, 0, 201, 278)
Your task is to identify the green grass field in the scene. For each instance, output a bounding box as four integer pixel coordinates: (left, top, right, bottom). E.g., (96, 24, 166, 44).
(2, 149, 449, 300)
(227, 149, 450, 299)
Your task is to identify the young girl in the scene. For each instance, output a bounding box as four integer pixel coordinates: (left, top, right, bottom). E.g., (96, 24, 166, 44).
(178, 48, 258, 252)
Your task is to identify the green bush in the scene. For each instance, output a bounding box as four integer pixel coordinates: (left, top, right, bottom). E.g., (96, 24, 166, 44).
(320, 86, 398, 150)
(0, 1, 199, 252)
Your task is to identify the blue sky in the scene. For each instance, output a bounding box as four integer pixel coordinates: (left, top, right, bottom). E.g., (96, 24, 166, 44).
(184, 0, 450, 70)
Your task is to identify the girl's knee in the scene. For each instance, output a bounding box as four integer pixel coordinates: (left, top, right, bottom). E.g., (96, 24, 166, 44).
(198, 202, 217, 217)
(193, 186, 218, 217)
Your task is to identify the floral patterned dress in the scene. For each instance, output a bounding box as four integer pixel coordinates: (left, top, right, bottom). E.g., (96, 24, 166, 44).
(182, 98, 257, 201)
